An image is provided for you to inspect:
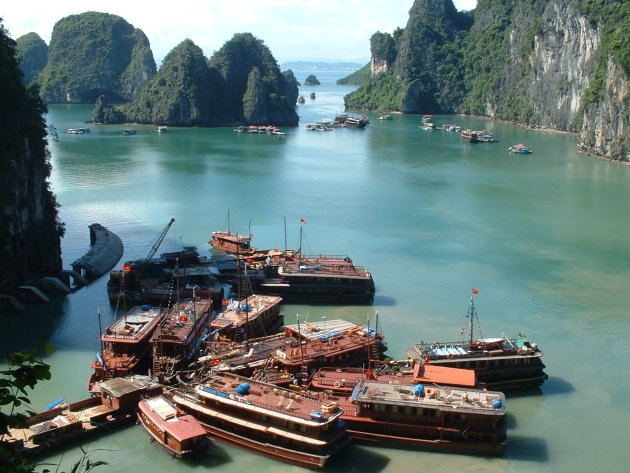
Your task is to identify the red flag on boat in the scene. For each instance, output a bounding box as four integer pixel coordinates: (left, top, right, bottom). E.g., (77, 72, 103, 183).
(122, 264, 132, 271)
(222, 299, 229, 305)
(472, 288, 479, 294)
(300, 218, 307, 224)
(246, 258, 254, 263)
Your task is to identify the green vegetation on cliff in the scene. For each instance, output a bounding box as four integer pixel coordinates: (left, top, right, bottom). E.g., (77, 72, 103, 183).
(345, 0, 472, 113)
(0, 20, 63, 292)
(209, 33, 298, 125)
(336, 63, 370, 85)
(102, 33, 298, 126)
(123, 39, 225, 125)
(15, 32, 48, 85)
(37, 11, 156, 103)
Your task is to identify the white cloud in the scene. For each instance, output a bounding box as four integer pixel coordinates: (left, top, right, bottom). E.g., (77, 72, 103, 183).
(1, 0, 477, 64)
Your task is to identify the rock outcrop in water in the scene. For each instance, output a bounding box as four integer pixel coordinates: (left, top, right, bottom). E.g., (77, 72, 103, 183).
(37, 12, 156, 103)
(95, 33, 298, 127)
(345, 0, 628, 162)
(0, 21, 63, 293)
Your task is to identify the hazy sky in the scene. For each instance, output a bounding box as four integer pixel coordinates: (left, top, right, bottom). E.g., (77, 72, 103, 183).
(1, 1, 477, 64)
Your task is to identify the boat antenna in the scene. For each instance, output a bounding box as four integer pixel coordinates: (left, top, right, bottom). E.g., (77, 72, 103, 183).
(284, 216, 287, 252)
(227, 209, 231, 236)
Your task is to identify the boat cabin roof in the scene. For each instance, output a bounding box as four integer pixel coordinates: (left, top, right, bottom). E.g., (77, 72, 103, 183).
(99, 375, 162, 397)
(351, 380, 505, 416)
(195, 373, 343, 426)
(141, 396, 207, 441)
(103, 306, 166, 341)
(152, 298, 213, 343)
(284, 319, 362, 340)
(211, 294, 282, 328)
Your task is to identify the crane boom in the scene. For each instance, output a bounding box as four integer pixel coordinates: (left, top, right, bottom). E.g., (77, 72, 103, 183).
(143, 218, 175, 263)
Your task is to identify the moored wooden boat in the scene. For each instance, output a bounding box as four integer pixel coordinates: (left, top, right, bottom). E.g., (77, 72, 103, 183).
(151, 297, 214, 383)
(407, 292, 547, 391)
(257, 319, 386, 386)
(326, 380, 506, 455)
(253, 253, 375, 304)
(137, 395, 208, 458)
(210, 293, 283, 342)
(88, 305, 168, 392)
(5, 375, 163, 457)
(171, 372, 350, 469)
(309, 360, 480, 395)
(508, 144, 532, 154)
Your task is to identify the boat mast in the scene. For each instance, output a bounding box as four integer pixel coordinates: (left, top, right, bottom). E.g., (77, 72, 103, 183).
(284, 216, 287, 252)
(467, 295, 477, 345)
(296, 313, 306, 385)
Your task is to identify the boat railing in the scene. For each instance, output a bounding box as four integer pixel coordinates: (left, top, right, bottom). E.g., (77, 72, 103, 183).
(196, 386, 338, 423)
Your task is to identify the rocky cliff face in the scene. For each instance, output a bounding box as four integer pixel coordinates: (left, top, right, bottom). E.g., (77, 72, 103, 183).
(98, 33, 298, 127)
(348, 0, 628, 161)
(38, 12, 156, 103)
(0, 21, 63, 293)
(123, 39, 226, 125)
(464, 0, 628, 161)
(209, 33, 299, 126)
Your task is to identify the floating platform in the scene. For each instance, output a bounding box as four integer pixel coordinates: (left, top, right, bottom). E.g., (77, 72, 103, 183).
(71, 224, 123, 279)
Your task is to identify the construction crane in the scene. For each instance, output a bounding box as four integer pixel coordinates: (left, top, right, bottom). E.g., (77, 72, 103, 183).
(142, 218, 176, 263)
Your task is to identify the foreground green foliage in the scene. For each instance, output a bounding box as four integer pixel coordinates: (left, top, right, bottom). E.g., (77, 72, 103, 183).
(0, 345, 53, 472)
(0, 345, 107, 473)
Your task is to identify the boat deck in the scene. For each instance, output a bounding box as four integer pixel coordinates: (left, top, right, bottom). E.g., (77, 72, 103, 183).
(190, 373, 344, 425)
(409, 337, 543, 362)
(154, 298, 213, 344)
(351, 380, 505, 416)
(6, 400, 113, 449)
(211, 294, 282, 330)
(102, 306, 167, 342)
(278, 258, 371, 279)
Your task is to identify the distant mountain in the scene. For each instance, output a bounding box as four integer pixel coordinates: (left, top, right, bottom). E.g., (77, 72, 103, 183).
(336, 63, 370, 85)
(281, 61, 364, 71)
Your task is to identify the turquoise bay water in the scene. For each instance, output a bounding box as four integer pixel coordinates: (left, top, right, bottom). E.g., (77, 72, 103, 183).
(4, 70, 630, 472)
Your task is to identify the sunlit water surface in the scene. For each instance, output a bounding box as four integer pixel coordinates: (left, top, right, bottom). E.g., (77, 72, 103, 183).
(3, 70, 630, 473)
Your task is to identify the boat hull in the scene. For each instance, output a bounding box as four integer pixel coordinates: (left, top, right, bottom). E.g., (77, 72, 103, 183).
(173, 393, 348, 469)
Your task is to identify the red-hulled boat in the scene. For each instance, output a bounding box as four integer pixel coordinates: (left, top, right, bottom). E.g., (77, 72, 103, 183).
(138, 395, 208, 458)
(151, 297, 214, 383)
(88, 305, 168, 392)
(171, 372, 350, 469)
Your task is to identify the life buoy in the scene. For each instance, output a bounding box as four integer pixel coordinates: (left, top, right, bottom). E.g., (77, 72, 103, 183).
(336, 368, 342, 373)
(333, 380, 342, 388)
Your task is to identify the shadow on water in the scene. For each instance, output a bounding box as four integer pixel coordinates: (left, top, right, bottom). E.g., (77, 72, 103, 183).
(0, 296, 68, 358)
(324, 444, 390, 472)
(506, 435, 549, 462)
(182, 440, 232, 468)
(540, 376, 575, 396)
(372, 295, 396, 307)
